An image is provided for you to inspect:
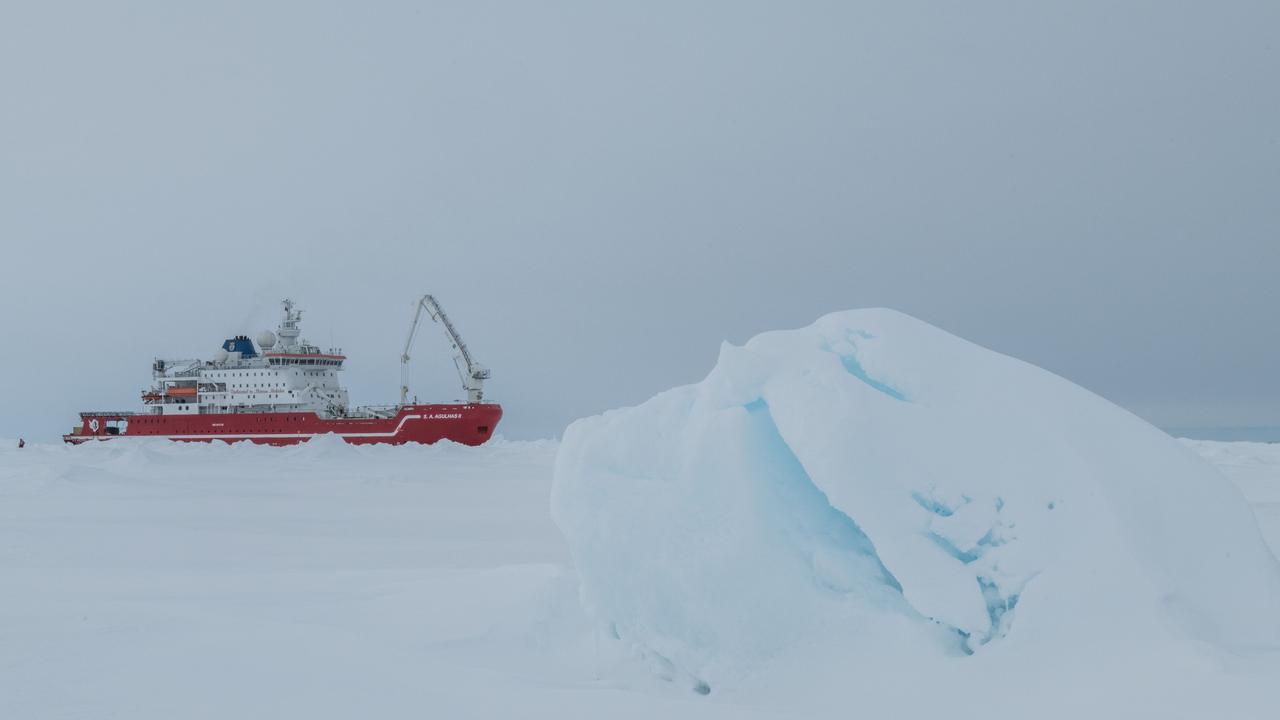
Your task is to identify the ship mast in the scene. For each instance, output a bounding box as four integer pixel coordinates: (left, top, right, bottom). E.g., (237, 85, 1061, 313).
(277, 298, 303, 352)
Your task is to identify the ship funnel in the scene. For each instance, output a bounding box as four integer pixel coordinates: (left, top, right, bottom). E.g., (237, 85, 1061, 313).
(222, 335, 258, 359)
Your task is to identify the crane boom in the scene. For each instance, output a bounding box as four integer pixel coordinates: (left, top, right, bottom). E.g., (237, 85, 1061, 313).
(401, 294, 490, 404)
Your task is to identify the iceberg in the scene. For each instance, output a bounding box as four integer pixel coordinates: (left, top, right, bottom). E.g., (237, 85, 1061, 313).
(551, 309, 1280, 690)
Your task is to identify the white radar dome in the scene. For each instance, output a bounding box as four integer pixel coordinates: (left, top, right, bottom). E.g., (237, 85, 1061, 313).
(213, 348, 229, 363)
(257, 330, 277, 349)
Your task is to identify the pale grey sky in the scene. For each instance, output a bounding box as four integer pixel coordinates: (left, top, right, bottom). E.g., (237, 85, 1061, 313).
(2, 1, 1277, 441)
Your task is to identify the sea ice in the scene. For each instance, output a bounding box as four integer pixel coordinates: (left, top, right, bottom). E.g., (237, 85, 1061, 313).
(552, 309, 1280, 689)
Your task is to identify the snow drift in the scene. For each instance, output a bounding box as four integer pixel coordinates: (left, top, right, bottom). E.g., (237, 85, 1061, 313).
(551, 309, 1280, 689)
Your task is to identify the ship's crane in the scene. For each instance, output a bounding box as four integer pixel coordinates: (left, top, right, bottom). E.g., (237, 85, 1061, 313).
(401, 294, 490, 405)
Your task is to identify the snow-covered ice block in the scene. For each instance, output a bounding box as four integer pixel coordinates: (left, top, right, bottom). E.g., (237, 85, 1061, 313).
(552, 309, 1280, 688)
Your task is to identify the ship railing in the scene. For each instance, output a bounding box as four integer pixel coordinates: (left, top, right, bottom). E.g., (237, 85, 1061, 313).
(351, 404, 399, 419)
(154, 369, 204, 379)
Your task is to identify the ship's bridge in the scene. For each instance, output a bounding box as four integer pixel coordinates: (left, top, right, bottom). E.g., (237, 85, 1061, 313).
(263, 351, 346, 368)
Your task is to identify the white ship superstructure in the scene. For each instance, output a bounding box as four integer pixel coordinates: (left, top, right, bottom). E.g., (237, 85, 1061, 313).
(145, 299, 352, 418)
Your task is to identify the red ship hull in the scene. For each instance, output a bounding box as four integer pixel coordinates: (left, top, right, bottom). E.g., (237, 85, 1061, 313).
(63, 404, 502, 447)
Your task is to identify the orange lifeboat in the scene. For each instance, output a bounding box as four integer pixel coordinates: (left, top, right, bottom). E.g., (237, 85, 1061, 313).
(166, 386, 198, 397)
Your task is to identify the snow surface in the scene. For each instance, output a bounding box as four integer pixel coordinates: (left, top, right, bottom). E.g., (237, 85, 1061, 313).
(553, 309, 1280, 704)
(1180, 439, 1280, 558)
(3, 366, 1280, 716)
(0, 437, 686, 719)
